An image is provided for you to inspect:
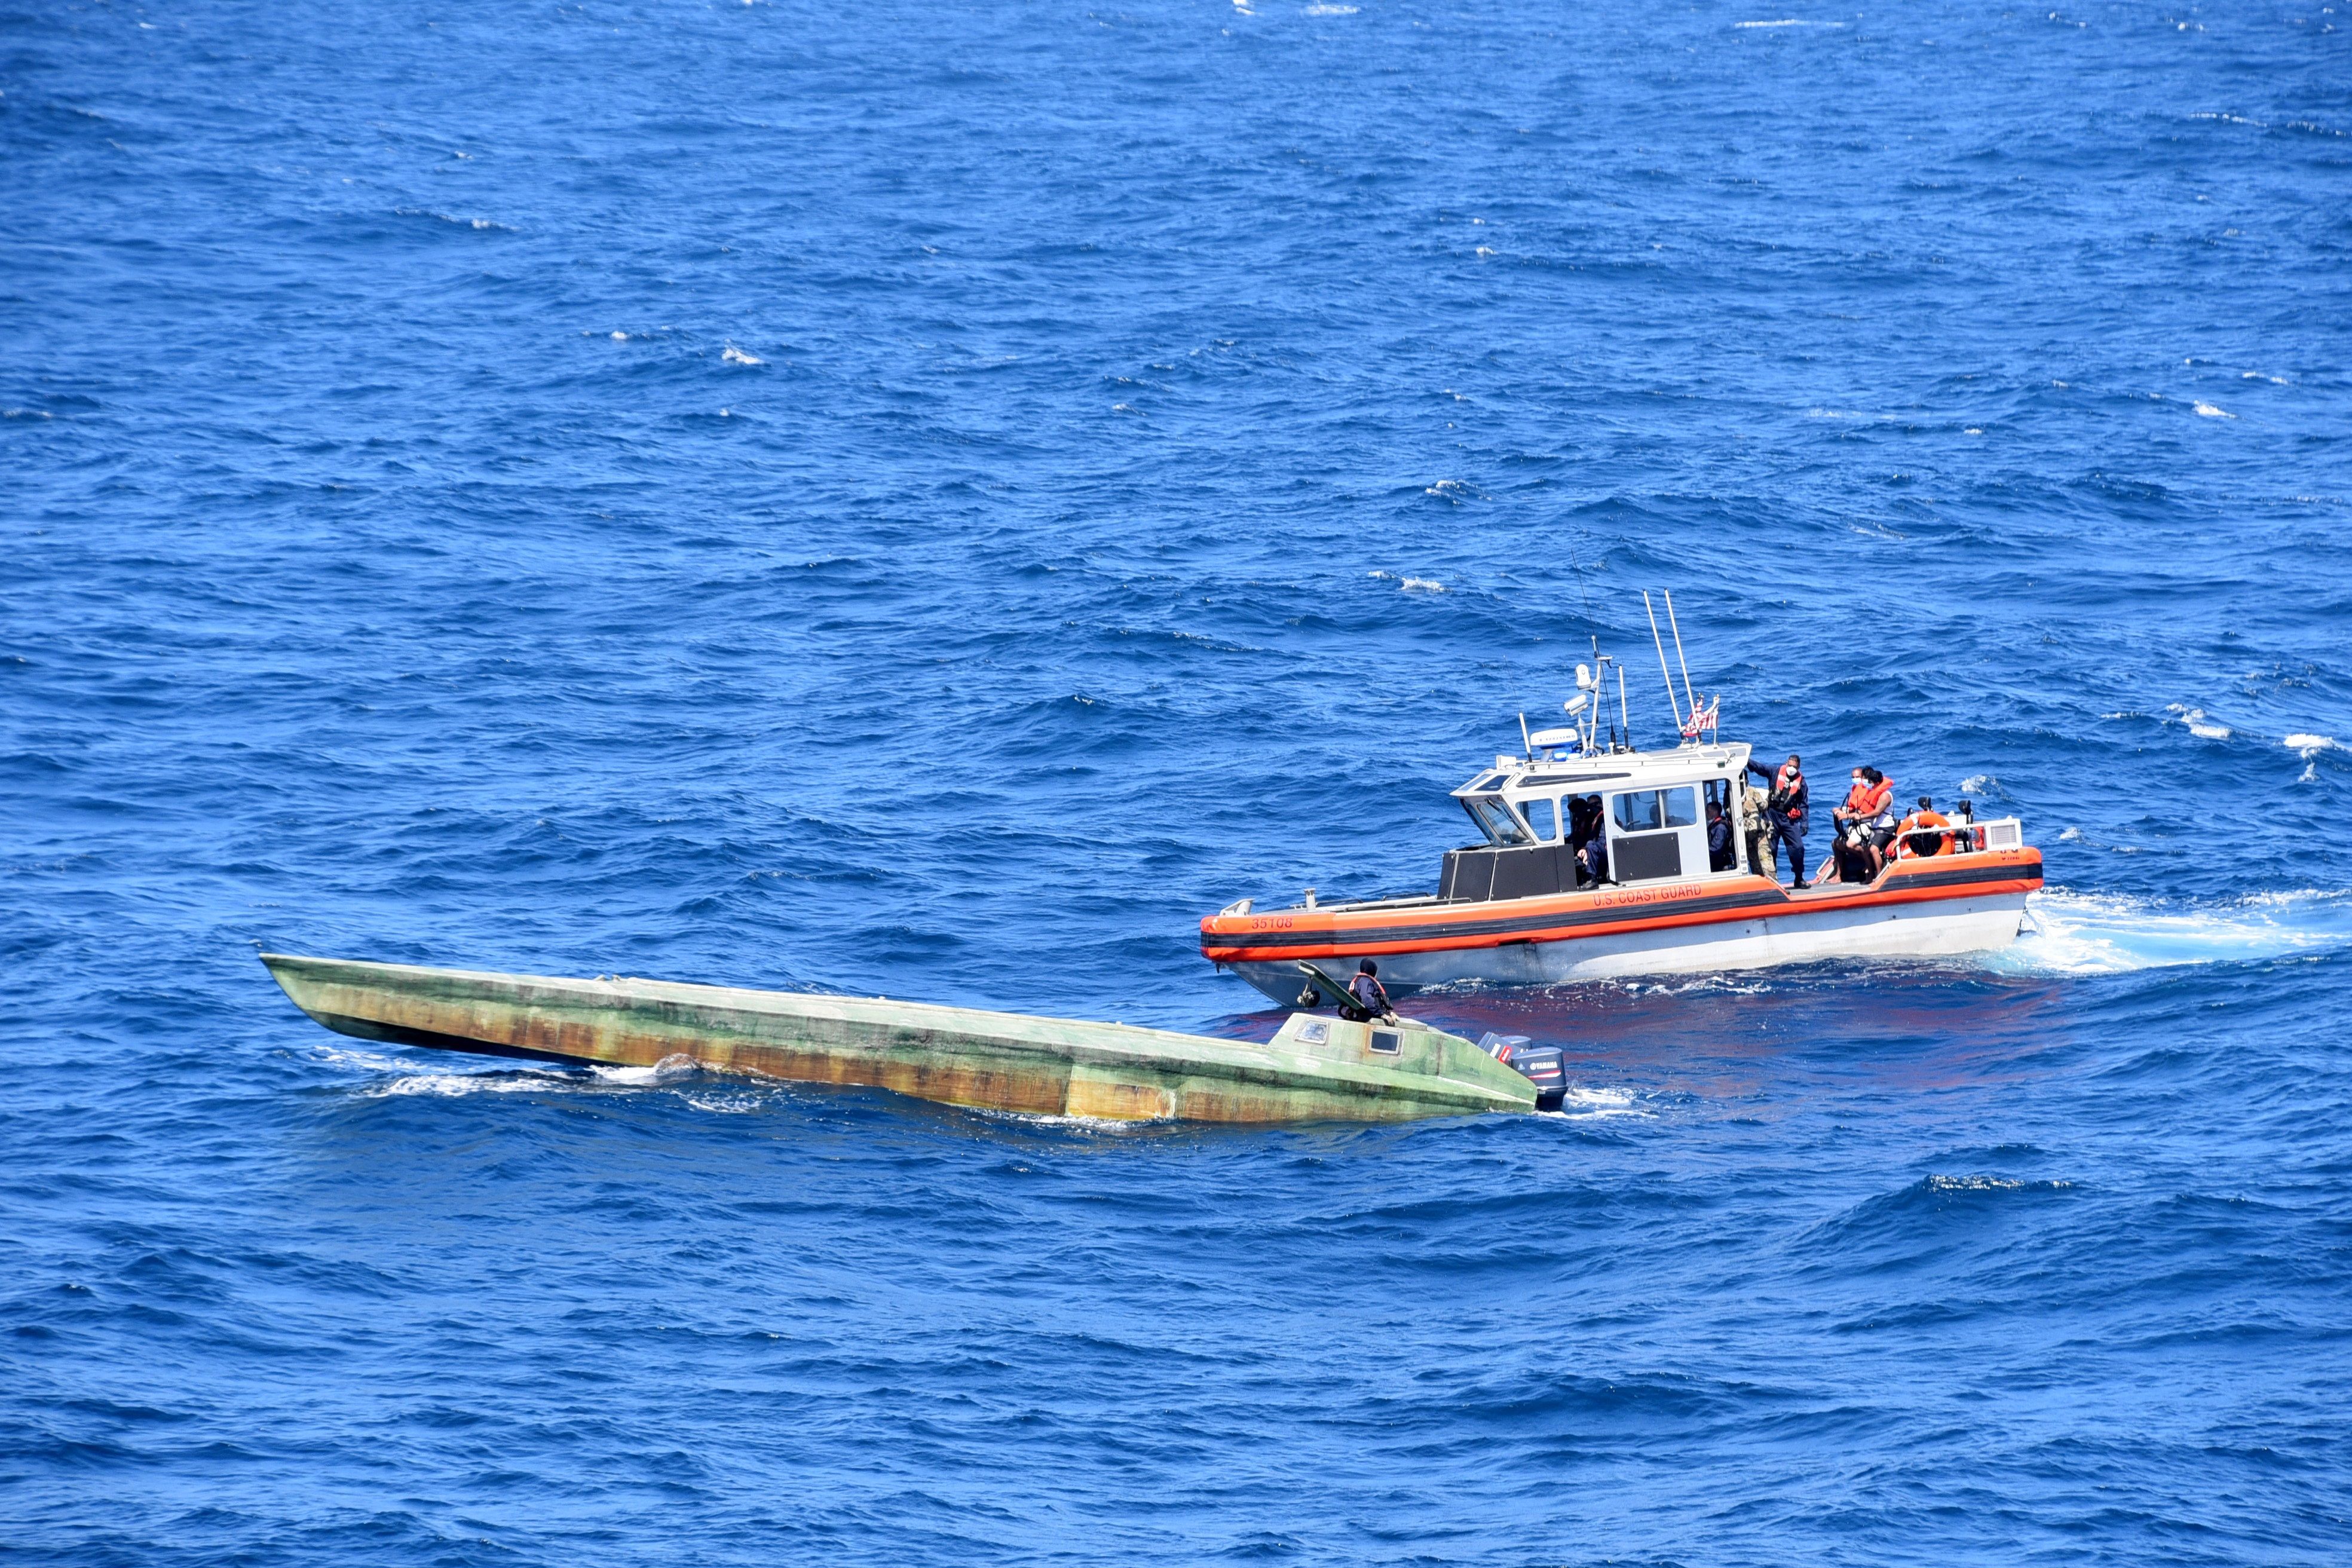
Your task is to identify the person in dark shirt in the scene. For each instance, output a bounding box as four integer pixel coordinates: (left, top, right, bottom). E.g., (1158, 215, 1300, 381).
(1742, 753, 1809, 887)
(1707, 797, 1735, 872)
(1346, 960, 1395, 1022)
(1568, 794, 1607, 886)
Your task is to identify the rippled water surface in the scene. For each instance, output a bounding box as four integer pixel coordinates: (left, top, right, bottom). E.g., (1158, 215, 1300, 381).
(7, 1, 2352, 1562)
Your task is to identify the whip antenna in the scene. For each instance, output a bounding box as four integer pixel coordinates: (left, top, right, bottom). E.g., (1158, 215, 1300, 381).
(1663, 589, 1698, 723)
(1642, 590, 1683, 732)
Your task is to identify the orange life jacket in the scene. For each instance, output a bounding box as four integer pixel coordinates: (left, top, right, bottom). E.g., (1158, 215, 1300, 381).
(1840, 779, 1871, 812)
(1766, 762, 1805, 818)
(1893, 809, 1952, 858)
(1858, 779, 1895, 819)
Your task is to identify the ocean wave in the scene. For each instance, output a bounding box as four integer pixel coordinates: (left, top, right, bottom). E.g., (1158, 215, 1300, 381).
(2287, 733, 2341, 782)
(391, 207, 515, 232)
(2163, 703, 2231, 740)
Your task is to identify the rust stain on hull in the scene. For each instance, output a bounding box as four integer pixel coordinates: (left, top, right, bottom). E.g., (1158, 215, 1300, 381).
(261, 954, 1537, 1124)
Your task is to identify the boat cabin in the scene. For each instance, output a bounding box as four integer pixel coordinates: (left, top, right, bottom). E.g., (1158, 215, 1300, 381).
(1441, 742, 1754, 901)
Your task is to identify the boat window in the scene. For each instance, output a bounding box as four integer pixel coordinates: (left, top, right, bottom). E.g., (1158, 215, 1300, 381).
(1611, 790, 1663, 834)
(1369, 1030, 1400, 1054)
(1705, 779, 1735, 872)
(1466, 771, 1509, 792)
(1521, 796, 1558, 842)
(1662, 786, 1698, 828)
(1466, 795, 1532, 846)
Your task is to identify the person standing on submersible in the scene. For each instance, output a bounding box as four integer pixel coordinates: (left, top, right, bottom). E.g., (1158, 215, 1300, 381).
(1348, 960, 1396, 1023)
(1743, 754, 1808, 886)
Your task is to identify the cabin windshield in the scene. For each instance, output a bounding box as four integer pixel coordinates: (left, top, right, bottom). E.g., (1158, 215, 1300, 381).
(1462, 795, 1532, 846)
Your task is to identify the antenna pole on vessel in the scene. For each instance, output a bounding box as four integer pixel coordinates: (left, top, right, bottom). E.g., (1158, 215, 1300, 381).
(1616, 661, 1631, 751)
(1663, 589, 1698, 728)
(1518, 710, 1533, 759)
(1588, 636, 1602, 754)
(1643, 590, 1683, 733)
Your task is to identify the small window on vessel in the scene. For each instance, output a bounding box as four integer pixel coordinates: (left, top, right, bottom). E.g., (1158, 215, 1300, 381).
(1468, 795, 1532, 845)
(1662, 786, 1698, 828)
(1611, 790, 1662, 833)
(1521, 796, 1558, 842)
(1369, 1030, 1400, 1054)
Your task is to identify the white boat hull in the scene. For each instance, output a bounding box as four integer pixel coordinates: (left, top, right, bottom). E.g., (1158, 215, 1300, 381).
(1227, 889, 2031, 1003)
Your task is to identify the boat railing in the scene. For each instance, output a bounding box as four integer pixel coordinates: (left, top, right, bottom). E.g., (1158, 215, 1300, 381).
(1899, 814, 2024, 855)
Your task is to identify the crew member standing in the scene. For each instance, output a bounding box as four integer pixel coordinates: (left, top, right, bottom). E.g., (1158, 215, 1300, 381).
(1743, 753, 1808, 887)
(1347, 960, 1395, 1022)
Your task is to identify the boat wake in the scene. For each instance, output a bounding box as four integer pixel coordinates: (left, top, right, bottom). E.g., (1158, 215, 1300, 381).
(1986, 889, 2352, 976)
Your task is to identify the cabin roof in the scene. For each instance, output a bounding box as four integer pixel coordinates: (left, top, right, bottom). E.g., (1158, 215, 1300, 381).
(1454, 740, 1754, 798)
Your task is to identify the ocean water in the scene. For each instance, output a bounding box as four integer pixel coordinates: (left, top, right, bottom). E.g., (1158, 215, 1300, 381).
(6, 0, 2352, 1561)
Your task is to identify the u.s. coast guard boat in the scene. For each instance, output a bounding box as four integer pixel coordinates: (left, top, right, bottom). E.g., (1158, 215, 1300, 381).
(1200, 596, 2042, 1003)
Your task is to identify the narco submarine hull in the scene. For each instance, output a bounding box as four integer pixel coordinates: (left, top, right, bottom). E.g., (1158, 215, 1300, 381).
(261, 954, 1540, 1123)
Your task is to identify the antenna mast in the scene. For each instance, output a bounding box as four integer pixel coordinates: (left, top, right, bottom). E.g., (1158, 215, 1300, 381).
(1663, 589, 1698, 725)
(1588, 636, 1603, 753)
(1642, 590, 1684, 735)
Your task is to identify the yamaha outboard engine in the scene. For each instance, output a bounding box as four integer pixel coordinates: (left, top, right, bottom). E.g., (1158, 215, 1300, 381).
(1477, 1033, 1565, 1111)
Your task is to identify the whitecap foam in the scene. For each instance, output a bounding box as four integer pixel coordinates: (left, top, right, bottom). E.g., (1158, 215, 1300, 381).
(593, 1053, 700, 1086)
(721, 344, 764, 366)
(2194, 402, 2237, 419)
(369, 1071, 564, 1098)
(1400, 577, 1446, 592)
(1984, 889, 2352, 976)
(2163, 703, 2231, 740)
(319, 1043, 566, 1097)
(392, 207, 513, 232)
(1921, 1174, 2072, 1194)
(2287, 733, 2341, 782)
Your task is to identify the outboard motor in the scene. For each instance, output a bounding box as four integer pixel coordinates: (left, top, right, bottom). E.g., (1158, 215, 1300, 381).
(1477, 1033, 1566, 1111)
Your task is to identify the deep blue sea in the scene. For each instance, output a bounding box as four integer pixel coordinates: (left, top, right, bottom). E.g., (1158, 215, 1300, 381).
(8, 1, 2352, 1562)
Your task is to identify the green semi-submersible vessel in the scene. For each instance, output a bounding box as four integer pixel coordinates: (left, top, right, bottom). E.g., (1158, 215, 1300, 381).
(261, 953, 1549, 1123)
